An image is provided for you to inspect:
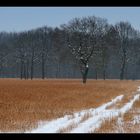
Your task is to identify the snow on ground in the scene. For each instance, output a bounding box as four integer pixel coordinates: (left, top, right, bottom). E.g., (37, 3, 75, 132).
(72, 94, 140, 133)
(26, 87, 140, 133)
(27, 94, 123, 133)
(133, 115, 140, 125)
(137, 86, 140, 92)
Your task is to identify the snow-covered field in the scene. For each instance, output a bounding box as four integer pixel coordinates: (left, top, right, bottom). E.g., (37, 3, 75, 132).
(26, 87, 140, 133)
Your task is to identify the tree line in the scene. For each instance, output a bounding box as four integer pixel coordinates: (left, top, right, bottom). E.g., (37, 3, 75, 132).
(0, 15, 140, 83)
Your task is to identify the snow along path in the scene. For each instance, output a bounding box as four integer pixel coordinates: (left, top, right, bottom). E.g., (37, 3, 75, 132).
(71, 94, 140, 133)
(27, 87, 140, 133)
(27, 94, 123, 133)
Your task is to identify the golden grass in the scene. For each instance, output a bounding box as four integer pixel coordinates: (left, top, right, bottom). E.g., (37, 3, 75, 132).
(132, 95, 140, 108)
(106, 93, 134, 110)
(95, 93, 140, 133)
(123, 96, 140, 122)
(121, 99, 140, 133)
(57, 121, 78, 133)
(91, 116, 119, 133)
(0, 78, 139, 132)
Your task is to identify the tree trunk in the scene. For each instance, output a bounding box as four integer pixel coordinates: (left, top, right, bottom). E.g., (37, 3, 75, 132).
(41, 54, 45, 79)
(73, 65, 76, 78)
(132, 67, 136, 80)
(82, 64, 89, 84)
(56, 62, 60, 78)
(125, 65, 128, 80)
(23, 62, 26, 80)
(95, 68, 98, 80)
(31, 58, 33, 80)
(26, 59, 29, 80)
(46, 65, 48, 79)
(120, 53, 126, 80)
(20, 60, 23, 80)
(102, 57, 106, 80)
(103, 68, 106, 80)
(31, 48, 34, 80)
(16, 63, 19, 78)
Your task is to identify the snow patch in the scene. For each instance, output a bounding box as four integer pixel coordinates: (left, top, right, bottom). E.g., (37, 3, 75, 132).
(133, 115, 140, 125)
(26, 91, 140, 133)
(27, 94, 123, 133)
(137, 86, 140, 92)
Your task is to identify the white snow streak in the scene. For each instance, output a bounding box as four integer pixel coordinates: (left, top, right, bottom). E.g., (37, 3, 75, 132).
(28, 94, 123, 133)
(71, 94, 140, 133)
(133, 115, 140, 125)
(27, 86, 140, 133)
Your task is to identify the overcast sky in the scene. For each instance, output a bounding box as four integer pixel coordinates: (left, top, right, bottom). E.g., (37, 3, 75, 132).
(0, 7, 140, 32)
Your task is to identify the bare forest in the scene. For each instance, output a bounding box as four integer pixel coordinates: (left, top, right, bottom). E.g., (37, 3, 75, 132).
(0, 16, 140, 83)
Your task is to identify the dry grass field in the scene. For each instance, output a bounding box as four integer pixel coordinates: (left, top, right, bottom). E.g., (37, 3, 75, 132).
(94, 99, 140, 133)
(0, 78, 139, 132)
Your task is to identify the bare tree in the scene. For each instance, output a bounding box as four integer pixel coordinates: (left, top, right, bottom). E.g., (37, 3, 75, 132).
(61, 16, 108, 83)
(1, 17, 140, 80)
(38, 27, 52, 79)
(26, 30, 39, 80)
(115, 22, 137, 80)
(99, 25, 113, 80)
(15, 32, 27, 79)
